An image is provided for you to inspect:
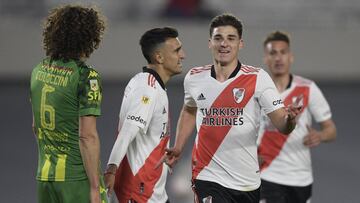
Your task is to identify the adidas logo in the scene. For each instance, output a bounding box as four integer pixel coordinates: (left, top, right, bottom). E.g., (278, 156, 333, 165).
(197, 93, 206, 101)
(162, 107, 167, 114)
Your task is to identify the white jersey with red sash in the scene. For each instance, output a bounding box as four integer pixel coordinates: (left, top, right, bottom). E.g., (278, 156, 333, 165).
(113, 67, 170, 203)
(258, 75, 332, 186)
(184, 63, 284, 191)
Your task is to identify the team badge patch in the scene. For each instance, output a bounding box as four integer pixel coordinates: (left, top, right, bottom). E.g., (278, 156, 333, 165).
(89, 79, 99, 91)
(292, 94, 304, 107)
(141, 96, 150, 104)
(233, 88, 245, 104)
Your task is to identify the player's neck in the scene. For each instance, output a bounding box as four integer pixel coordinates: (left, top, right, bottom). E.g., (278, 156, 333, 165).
(79, 53, 87, 61)
(272, 73, 291, 93)
(213, 59, 238, 82)
(147, 64, 170, 85)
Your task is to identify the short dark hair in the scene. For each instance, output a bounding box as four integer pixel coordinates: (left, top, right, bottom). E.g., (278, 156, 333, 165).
(263, 31, 290, 47)
(209, 13, 243, 38)
(42, 4, 106, 61)
(139, 27, 179, 64)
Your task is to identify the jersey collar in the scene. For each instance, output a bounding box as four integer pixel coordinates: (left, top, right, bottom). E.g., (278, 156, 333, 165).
(286, 74, 293, 90)
(211, 61, 242, 80)
(142, 67, 166, 90)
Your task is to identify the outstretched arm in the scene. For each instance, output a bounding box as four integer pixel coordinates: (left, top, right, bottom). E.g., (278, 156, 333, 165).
(160, 105, 197, 169)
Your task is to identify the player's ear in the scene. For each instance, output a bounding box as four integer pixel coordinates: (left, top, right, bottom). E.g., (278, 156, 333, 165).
(238, 39, 244, 50)
(263, 48, 269, 66)
(290, 52, 294, 64)
(153, 51, 164, 64)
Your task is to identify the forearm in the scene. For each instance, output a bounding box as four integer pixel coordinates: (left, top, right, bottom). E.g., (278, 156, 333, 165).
(32, 115, 37, 137)
(319, 119, 337, 142)
(174, 105, 196, 152)
(107, 123, 139, 167)
(268, 107, 297, 135)
(281, 114, 296, 135)
(79, 132, 100, 189)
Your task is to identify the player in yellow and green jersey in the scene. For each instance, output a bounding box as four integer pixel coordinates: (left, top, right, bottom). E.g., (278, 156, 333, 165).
(30, 4, 107, 203)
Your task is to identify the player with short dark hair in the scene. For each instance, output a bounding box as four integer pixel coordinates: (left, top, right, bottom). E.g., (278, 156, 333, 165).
(104, 27, 185, 203)
(162, 13, 302, 203)
(258, 30, 337, 203)
(30, 4, 107, 203)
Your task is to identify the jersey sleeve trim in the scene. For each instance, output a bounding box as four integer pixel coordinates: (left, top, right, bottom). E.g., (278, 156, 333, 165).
(79, 108, 101, 117)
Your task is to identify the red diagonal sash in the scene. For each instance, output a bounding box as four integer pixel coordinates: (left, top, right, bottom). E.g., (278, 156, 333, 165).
(114, 136, 170, 203)
(192, 75, 257, 180)
(258, 86, 309, 171)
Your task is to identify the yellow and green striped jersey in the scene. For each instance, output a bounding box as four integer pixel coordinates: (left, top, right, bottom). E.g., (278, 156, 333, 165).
(30, 58, 102, 181)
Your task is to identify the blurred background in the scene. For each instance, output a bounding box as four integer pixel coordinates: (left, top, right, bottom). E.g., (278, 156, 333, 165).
(1, 0, 359, 202)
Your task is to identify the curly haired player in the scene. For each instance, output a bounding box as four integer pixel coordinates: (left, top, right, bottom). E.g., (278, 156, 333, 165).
(30, 4, 107, 203)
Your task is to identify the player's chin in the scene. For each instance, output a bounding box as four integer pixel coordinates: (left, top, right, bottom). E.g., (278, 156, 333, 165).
(174, 66, 183, 74)
(173, 70, 182, 76)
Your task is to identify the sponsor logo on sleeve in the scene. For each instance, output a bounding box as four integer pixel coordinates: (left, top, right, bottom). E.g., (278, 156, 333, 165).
(272, 99, 283, 106)
(88, 91, 101, 101)
(127, 115, 147, 126)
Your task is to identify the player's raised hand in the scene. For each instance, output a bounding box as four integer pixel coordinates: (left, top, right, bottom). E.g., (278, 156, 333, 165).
(285, 95, 303, 124)
(303, 125, 322, 147)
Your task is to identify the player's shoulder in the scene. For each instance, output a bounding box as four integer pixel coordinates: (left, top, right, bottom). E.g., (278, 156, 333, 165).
(78, 61, 101, 80)
(129, 72, 158, 92)
(240, 64, 262, 74)
(32, 60, 44, 73)
(292, 75, 313, 86)
(187, 65, 212, 77)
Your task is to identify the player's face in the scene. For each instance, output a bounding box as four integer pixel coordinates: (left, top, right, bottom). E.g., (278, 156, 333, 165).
(161, 37, 185, 76)
(209, 25, 243, 66)
(264, 40, 293, 76)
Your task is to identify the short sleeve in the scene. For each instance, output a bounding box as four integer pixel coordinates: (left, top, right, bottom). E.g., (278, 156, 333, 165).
(184, 72, 197, 107)
(308, 82, 332, 122)
(122, 83, 157, 131)
(78, 67, 102, 117)
(257, 69, 284, 114)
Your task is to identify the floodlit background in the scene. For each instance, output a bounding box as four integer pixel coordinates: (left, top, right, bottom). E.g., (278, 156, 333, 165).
(1, 0, 359, 202)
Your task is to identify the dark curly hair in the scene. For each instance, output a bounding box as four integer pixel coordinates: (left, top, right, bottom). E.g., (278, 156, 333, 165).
(42, 4, 106, 61)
